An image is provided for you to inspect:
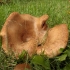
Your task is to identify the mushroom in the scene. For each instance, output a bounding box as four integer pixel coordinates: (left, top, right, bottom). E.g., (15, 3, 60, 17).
(0, 12, 48, 57)
(14, 63, 31, 70)
(37, 24, 69, 58)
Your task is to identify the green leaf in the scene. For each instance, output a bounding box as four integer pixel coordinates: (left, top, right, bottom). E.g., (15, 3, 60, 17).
(44, 58, 51, 70)
(67, 50, 70, 57)
(64, 49, 70, 57)
(56, 54, 67, 61)
(31, 55, 45, 65)
(59, 48, 64, 53)
(31, 55, 51, 70)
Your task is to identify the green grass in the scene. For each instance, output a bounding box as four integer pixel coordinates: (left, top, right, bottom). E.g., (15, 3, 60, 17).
(0, 0, 70, 70)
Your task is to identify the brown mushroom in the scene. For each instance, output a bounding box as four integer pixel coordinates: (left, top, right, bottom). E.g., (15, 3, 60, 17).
(37, 24, 69, 58)
(0, 12, 48, 57)
(14, 63, 31, 70)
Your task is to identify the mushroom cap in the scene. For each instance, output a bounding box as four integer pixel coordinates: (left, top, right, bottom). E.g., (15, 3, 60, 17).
(0, 12, 48, 57)
(37, 24, 69, 58)
(14, 63, 31, 70)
